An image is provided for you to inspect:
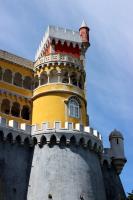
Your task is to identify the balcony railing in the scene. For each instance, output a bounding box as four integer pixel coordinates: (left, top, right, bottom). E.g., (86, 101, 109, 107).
(34, 53, 83, 68)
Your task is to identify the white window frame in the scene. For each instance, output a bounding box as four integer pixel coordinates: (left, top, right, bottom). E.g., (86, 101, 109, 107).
(68, 99, 80, 119)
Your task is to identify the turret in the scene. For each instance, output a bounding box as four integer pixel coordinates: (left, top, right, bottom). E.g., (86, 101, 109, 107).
(79, 20, 90, 50)
(32, 25, 90, 130)
(109, 129, 127, 174)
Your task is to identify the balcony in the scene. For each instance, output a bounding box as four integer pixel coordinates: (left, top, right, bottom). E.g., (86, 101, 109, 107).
(34, 53, 83, 69)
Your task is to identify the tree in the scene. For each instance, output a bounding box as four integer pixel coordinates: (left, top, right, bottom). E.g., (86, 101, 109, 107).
(127, 190, 133, 200)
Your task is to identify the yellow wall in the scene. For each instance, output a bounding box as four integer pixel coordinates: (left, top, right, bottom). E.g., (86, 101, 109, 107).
(32, 92, 87, 128)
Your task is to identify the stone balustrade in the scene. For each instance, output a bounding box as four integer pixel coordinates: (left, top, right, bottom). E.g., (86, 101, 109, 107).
(34, 53, 83, 68)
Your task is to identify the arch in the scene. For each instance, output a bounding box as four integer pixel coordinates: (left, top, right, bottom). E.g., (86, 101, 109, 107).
(70, 135, 76, 145)
(49, 69, 58, 83)
(103, 160, 109, 168)
(24, 137, 30, 146)
(78, 75, 84, 90)
(11, 102, 20, 117)
(16, 135, 21, 144)
(21, 105, 30, 120)
(40, 135, 46, 147)
(13, 72, 22, 87)
(60, 135, 66, 146)
(0, 67, 2, 80)
(61, 70, 69, 83)
(33, 137, 38, 145)
(79, 137, 85, 147)
(0, 131, 4, 141)
(98, 145, 102, 153)
(6, 133, 13, 143)
(49, 135, 56, 147)
(40, 72, 48, 85)
(34, 75, 39, 88)
(68, 98, 80, 118)
(93, 143, 98, 152)
(70, 72, 77, 86)
(3, 69, 12, 83)
(1, 99, 10, 114)
(87, 140, 92, 150)
(23, 76, 32, 90)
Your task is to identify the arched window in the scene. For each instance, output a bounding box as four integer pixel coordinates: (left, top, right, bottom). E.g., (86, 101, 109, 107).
(34, 75, 39, 89)
(3, 69, 12, 83)
(21, 105, 30, 120)
(13, 72, 22, 87)
(40, 72, 48, 85)
(1, 99, 10, 114)
(11, 102, 20, 117)
(23, 76, 32, 90)
(49, 69, 58, 83)
(0, 67, 2, 80)
(68, 98, 80, 118)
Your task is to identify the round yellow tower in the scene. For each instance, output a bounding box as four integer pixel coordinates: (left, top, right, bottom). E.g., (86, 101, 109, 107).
(32, 22, 90, 130)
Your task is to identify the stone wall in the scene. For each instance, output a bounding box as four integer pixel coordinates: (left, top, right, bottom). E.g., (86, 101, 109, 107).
(27, 144, 106, 200)
(0, 143, 33, 200)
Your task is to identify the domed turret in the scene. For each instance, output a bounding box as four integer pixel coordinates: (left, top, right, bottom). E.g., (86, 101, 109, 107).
(109, 129, 127, 174)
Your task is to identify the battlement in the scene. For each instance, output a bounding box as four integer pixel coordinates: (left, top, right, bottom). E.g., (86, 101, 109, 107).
(32, 121, 102, 140)
(0, 116, 31, 134)
(35, 25, 82, 60)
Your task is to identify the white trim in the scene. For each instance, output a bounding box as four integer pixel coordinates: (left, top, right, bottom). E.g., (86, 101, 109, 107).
(54, 121, 61, 129)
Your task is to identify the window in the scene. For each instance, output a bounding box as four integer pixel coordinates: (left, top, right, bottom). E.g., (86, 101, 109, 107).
(68, 98, 80, 118)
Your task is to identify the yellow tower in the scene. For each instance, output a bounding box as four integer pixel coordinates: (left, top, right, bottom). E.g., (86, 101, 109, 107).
(32, 22, 90, 130)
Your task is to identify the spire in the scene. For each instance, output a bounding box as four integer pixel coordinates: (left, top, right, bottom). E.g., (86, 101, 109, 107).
(80, 20, 89, 29)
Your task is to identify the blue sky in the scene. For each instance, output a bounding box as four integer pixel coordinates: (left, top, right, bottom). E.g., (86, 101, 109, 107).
(0, 0, 133, 194)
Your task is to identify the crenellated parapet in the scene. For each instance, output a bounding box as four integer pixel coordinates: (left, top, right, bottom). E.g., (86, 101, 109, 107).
(32, 131, 103, 153)
(0, 116, 102, 153)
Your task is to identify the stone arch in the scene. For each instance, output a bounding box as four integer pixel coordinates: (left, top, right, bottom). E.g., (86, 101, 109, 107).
(70, 135, 76, 145)
(40, 71, 48, 85)
(0, 131, 4, 142)
(1, 99, 10, 114)
(16, 135, 22, 144)
(49, 69, 58, 83)
(39, 135, 46, 147)
(78, 75, 84, 90)
(21, 105, 30, 120)
(11, 102, 20, 117)
(3, 69, 12, 83)
(33, 137, 38, 145)
(24, 137, 30, 146)
(103, 160, 109, 168)
(60, 135, 66, 146)
(0, 67, 2, 80)
(87, 140, 92, 150)
(93, 143, 98, 152)
(34, 75, 39, 89)
(49, 135, 56, 147)
(23, 76, 32, 90)
(13, 72, 22, 87)
(79, 137, 85, 147)
(61, 69, 69, 83)
(98, 145, 102, 153)
(6, 133, 13, 143)
(70, 72, 77, 86)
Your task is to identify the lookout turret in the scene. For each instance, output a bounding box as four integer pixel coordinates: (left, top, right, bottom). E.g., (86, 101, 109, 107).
(109, 129, 127, 174)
